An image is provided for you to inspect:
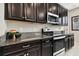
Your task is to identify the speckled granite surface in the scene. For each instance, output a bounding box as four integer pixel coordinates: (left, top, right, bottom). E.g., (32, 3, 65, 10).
(0, 32, 73, 47)
(0, 32, 53, 47)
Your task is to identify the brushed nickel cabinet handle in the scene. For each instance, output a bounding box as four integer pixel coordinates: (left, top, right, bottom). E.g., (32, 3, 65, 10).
(22, 45, 30, 48)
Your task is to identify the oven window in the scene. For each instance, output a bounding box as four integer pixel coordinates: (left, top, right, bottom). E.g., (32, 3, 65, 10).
(53, 39, 65, 53)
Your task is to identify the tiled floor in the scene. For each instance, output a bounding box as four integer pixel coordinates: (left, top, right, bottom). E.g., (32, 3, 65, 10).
(65, 42, 79, 56)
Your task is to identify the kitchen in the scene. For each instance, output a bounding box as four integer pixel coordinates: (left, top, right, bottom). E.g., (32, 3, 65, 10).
(0, 3, 79, 56)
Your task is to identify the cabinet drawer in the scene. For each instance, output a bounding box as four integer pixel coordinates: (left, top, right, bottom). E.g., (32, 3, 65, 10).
(3, 40, 40, 55)
(3, 42, 28, 55)
(5, 49, 26, 56)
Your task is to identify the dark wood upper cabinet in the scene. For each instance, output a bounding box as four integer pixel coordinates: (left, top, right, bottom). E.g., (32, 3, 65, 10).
(5, 3, 68, 24)
(58, 5, 63, 16)
(62, 11, 68, 26)
(24, 3, 36, 21)
(47, 3, 58, 15)
(58, 5, 67, 17)
(36, 3, 47, 23)
(58, 4, 68, 26)
(6, 3, 24, 20)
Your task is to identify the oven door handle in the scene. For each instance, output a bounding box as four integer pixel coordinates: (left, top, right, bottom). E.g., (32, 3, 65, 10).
(53, 48, 65, 56)
(54, 36, 66, 40)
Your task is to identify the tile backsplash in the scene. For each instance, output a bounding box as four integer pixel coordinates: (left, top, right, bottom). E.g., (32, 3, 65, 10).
(6, 20, 65, 32)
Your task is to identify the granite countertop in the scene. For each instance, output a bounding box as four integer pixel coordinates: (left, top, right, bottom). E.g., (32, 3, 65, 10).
(0, 33, 73, 47)
(0, 35, 53, 47)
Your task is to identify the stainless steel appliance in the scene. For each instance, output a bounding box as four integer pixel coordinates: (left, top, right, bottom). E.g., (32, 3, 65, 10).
(47, 12, 60, 24)
(41, 28, 66, 56)
(53, 35, 66, 56)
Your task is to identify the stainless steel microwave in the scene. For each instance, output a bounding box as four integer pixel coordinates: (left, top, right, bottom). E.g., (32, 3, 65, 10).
(47, 12, 61, 24)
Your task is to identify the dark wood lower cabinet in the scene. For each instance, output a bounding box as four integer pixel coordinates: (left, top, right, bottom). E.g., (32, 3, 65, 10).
(0, 38, 53, 56)
(5, 50, 26, 56)
(25, 45, 41, 56)
(7, 45, 41, 56)
(65, 34, 74, 51)
(4, 46, 41, 56)
(0, 35, 74, 56)
(41, 39, 52, 56)
(68, 35, 74, 49)
(42, 43, 52, 56)
(1, 40, 41, 56)
(65, 36, 69, 51)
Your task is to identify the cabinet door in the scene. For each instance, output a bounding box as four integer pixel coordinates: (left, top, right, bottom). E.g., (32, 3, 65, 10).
(7, 3, 24, 20)
(65, 37, 69, 51)
(62, 10, 68, 26)
(24, 3, 36, 22)
(58, 5, 63, 16)
(58, 5, 68, 26)
(25, 45, 41, 56)
(58, 5, 63, 25)
(36, 3, 47, 23)
(72, 36, 74, 47)
(0, 47, 3, 56)
(47, 3, 58, 15)
(71, 36, 74, 47)
(68, 37, 72, 49)
(4, 50, 27, 56)
(42, 39, 52, 56)
(7, 46, 41, 56)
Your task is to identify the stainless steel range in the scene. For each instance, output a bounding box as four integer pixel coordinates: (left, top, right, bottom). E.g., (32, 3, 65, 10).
(53, 35, 66, 56)
(41, 28, 66, 56)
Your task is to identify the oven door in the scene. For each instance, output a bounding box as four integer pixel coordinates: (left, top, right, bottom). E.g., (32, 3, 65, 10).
(53, 36, 65, 56)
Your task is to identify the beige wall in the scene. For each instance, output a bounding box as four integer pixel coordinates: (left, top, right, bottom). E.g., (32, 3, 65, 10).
(68, 7, 79, 43)
(0, 4, 6, 36)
